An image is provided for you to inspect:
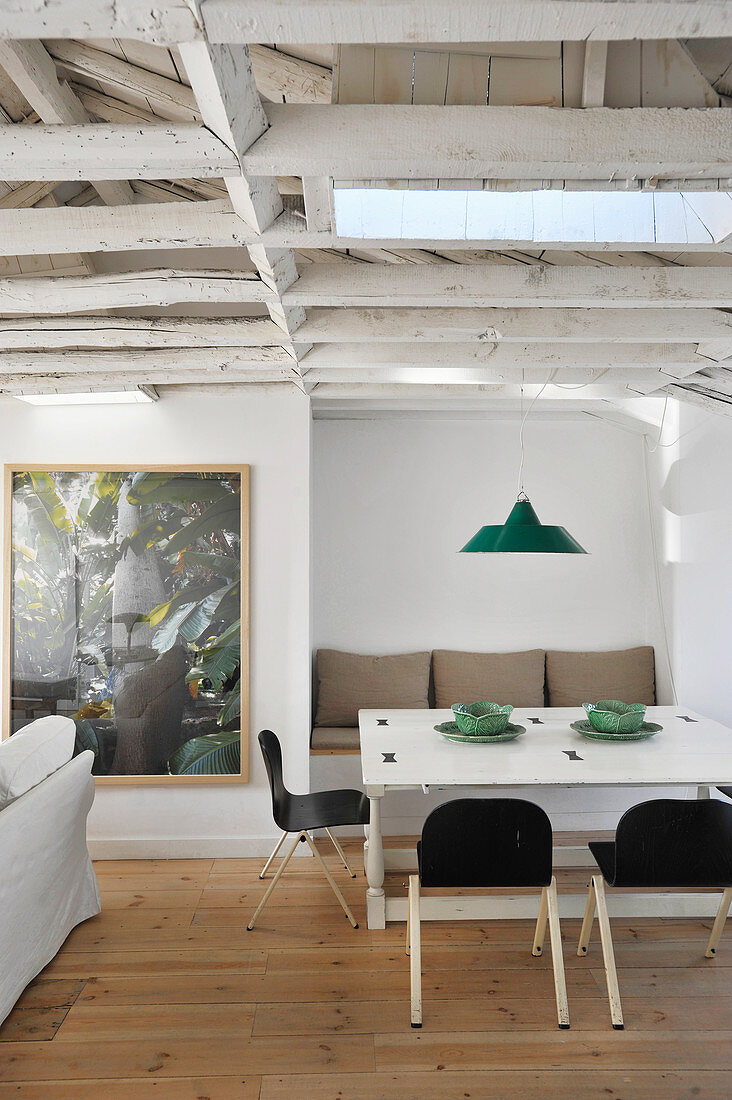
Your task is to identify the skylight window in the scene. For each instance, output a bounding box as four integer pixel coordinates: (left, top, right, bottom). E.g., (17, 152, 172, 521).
(333, 188, 732, 246)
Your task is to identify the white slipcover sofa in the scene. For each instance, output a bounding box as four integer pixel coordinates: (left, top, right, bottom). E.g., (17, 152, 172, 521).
(0, 715, 100, 1026)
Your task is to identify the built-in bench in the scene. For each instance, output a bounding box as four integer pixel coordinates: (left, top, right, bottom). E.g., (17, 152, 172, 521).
(310, 645, 657, 754)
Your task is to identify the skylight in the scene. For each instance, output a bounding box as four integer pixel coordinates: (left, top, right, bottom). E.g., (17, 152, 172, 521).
(333, 188, 732, 246)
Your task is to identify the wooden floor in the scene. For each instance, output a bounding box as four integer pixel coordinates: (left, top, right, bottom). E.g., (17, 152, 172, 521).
(1, 839, 732, 1099)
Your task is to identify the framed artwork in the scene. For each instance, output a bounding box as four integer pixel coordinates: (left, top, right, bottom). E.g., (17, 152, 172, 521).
(3, 465, 249, 785)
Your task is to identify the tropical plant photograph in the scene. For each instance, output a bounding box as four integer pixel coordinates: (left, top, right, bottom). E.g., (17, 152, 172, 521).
(6, 467, 248, 781)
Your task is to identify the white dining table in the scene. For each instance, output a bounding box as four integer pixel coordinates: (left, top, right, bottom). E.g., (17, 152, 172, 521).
(359, 706, 732, 928)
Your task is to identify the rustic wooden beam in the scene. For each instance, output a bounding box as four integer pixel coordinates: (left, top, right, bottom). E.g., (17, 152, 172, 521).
(296, 307, 732, 344)
(0, 270, 270, 314)
(201, 1, 732, 44)
(180, 41, 306, 342)
(245, 105, 732, 182)
(3, 309, 729, 348)
(0, 40, 134, 205)
(0, 1, 201, 42)
(0, 124, 239, 180)
(284, 265, 732, 308)
(0, 317, 283, 348)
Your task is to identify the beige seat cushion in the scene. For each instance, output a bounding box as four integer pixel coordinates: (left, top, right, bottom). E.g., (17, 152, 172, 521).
(432, 649, 546, 709)
(310, 727, 360, 752)
(546, 647, 656, 707)
(314, 649, 431, 727)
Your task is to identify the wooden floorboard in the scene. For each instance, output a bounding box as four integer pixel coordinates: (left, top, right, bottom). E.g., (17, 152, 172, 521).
(0, 841, 730, 1097)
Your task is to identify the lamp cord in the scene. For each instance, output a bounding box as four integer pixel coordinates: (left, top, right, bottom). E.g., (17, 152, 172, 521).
(516, 377, 552, 497)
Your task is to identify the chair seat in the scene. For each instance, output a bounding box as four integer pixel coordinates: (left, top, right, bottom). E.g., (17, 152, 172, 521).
(279, 787, 369, 833)
(588, 840, 617, 885)
(310, 727, 360, 752)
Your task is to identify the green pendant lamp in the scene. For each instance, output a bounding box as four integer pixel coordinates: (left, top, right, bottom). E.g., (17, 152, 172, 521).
(460, 385, 587, 555)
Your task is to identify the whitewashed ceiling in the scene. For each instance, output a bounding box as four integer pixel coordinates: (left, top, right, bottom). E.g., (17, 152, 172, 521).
(0, 1, 730, 418)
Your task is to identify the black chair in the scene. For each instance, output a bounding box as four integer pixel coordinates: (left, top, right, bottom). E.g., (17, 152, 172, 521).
(578, 798, 732, 1029)
(406, 798, 569, 1029)
(247, 729, 369, 931)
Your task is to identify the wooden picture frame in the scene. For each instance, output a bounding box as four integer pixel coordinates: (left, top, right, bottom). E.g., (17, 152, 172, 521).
(3, 464, 249, 785)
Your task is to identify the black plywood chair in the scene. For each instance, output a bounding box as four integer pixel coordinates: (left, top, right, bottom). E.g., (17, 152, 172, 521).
(406, 798, 569, 1029)
(578, 798, 732, 1028)
(247, 729, 369, 931)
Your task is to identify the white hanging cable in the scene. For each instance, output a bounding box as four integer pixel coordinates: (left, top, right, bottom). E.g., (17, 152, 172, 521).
(516, 374, 553, 498)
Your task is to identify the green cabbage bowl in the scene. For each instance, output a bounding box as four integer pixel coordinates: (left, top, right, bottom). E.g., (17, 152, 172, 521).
(451, 701, 514, 736)
(582, 699, 647, 734)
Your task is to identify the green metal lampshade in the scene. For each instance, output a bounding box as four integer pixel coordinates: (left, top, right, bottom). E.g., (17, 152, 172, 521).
(460, 497, 587, 554)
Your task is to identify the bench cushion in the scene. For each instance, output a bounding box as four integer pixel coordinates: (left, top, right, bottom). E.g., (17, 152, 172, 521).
(310, 727, 360, 752)
(314, 649, 431, 727)
(546, 646, 656, 707)
(432, 649, 546, 709)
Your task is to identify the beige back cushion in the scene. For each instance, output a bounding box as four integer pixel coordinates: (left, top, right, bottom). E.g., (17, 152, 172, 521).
(546, 647, 656, 707)
(315, 649, 431, 727)
(432, 649, 546, 709)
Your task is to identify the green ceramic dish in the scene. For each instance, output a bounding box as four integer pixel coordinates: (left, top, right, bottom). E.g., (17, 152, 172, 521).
(582, 699, 647, 734)
(435, 721, 525, 744)
(571, 719, 662, 742)
(451, 701, 513, 736)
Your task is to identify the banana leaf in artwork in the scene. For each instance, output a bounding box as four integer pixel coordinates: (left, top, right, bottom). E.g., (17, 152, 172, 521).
(168, 730, 241, 776)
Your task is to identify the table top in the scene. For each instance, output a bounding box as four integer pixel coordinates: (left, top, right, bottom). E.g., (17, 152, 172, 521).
(358, 707, 732, 790)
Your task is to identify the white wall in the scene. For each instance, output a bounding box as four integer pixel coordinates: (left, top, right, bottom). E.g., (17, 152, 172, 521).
(657, 403, 732, 727)
(314, 416, 662, 659)
(312, 415, 669, 831)
(0, 386, 312, 857)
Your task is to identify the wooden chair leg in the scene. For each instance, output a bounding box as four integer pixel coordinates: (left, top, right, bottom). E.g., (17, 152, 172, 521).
(408, 875, 422, 1027)
(326, 827, 357, 877)
(705, 887, 732, 958)
(303, 830, 359, 928)
(532, 885, 549, 956)
(259, 831, 288, 879)
(248, 832, 303, 930)
(593, 874, 624, 1029)
(546, 876, 570, 1030)
(577, 877, 597, 956)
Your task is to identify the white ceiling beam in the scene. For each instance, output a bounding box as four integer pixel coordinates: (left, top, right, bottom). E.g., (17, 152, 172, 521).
(0, 317, 284, 349)
(0, 1, 202, 42)
(0, 347, 294, 374)
(0, 198, 728, 256)
(284, 265, 732, 308)
(200, 1, 732, 44)
(301, 366, 673, 386)
(297, 307, 732, 344)
(180, 41, 305, 342)
(0, 39, 134, 206)
(1, 368, 297, 391)
(300, 342, 707, 372)
(3, 309, 730, 349)
(306, 381, 643, 401)
(302, 177, 332, 233)
(246, 105, 732, 182)
(666, 383, 732, 413)
(0, 199, 256, 256)
(697, 339, 732, 362)
(0, 124, 239, 180)
(0, 270, 270, 314)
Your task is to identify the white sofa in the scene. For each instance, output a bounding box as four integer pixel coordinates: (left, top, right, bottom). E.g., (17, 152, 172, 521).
(0, 716, 100, 1026)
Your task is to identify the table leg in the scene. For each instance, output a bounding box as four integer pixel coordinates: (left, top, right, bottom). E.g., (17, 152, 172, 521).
(366, 791, 386, 929)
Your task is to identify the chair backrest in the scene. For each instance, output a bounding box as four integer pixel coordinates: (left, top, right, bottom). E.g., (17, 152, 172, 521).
(613, 798, 732, 887)
(419, 798, 552, 889)
(258, 730, 292, 831)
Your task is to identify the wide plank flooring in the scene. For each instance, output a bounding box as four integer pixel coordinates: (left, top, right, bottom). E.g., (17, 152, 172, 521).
(1, 840, 731, 1098)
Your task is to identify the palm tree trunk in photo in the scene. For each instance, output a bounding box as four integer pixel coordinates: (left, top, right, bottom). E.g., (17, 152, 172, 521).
(110, 478, 185, 775)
